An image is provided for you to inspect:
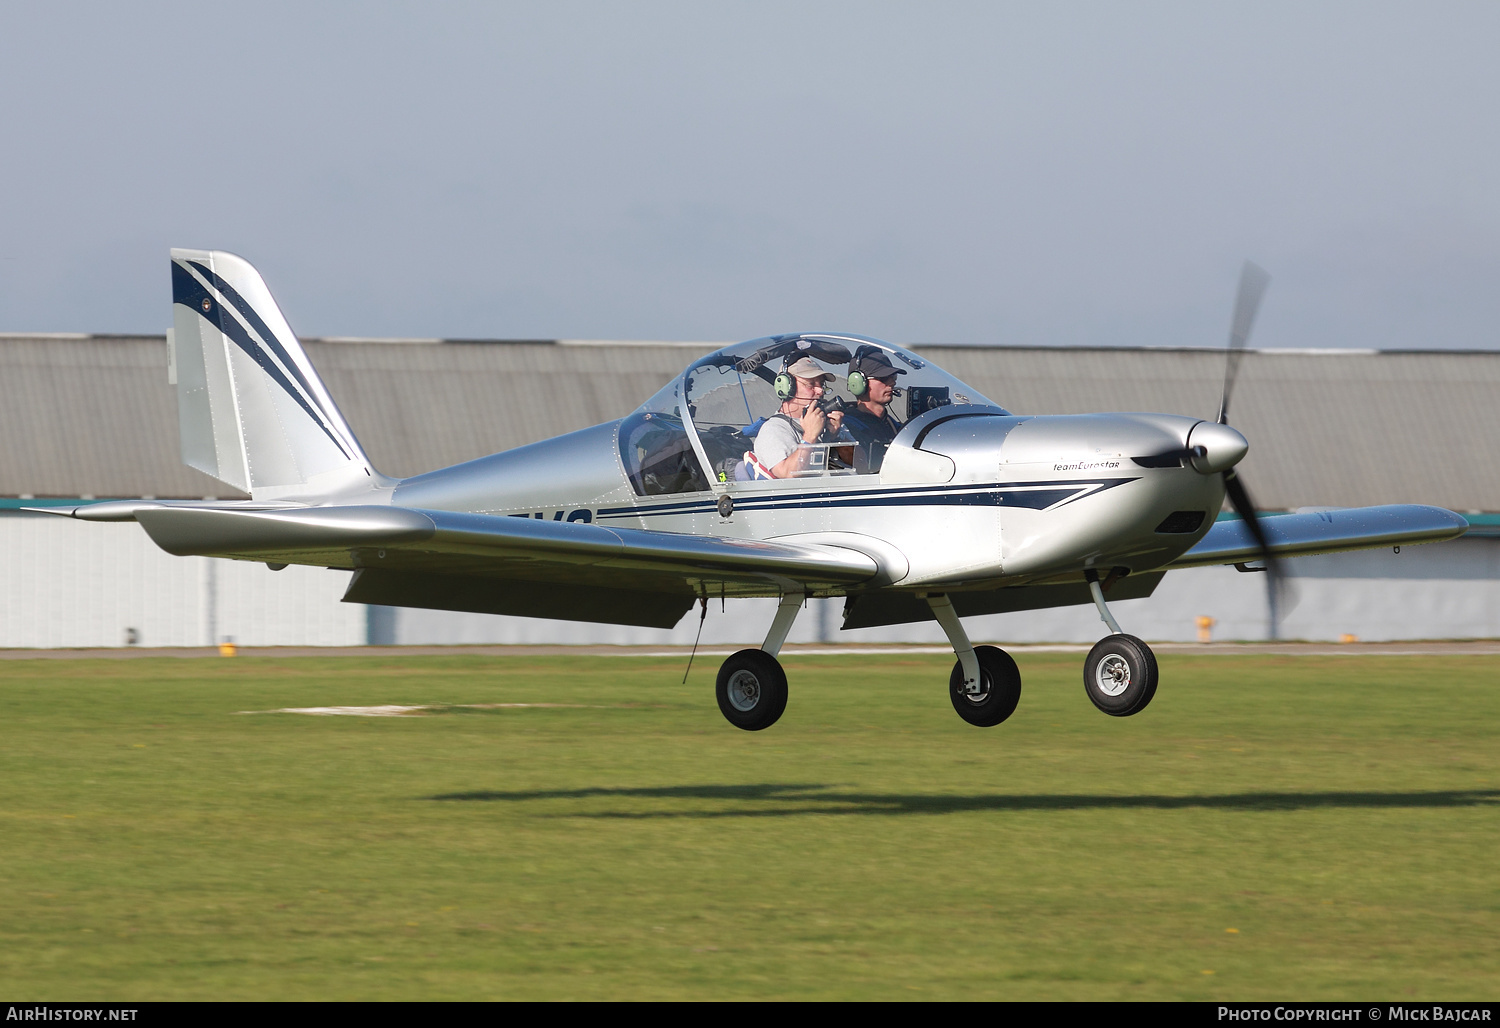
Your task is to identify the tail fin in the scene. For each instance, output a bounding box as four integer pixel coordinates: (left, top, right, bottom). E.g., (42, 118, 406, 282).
(168, 249, 379, 500)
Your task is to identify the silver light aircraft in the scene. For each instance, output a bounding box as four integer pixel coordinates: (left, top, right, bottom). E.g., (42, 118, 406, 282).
(40, 251, 1468, 730)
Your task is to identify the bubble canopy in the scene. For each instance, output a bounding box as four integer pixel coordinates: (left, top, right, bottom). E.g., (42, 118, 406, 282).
(621, 334, 1005, 495)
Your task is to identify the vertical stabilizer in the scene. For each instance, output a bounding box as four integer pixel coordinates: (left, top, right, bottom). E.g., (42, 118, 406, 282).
(169, 249, 377, 500)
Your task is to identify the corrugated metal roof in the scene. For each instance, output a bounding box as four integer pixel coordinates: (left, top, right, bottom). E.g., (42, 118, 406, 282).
(2, 334, 1497, 510)
(0, 336, 231, 499)
(937, 347, 1500, 510)
(306, 339, 714, 478)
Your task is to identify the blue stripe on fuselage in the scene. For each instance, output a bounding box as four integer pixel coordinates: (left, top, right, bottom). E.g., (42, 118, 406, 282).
(595, 477, 1136, 520)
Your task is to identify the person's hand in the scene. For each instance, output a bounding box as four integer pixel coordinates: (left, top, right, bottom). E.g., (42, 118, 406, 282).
(800, 403, 826, 442)
(826, 409, 844, 436)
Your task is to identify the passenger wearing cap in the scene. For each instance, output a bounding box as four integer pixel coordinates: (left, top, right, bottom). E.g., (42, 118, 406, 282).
(750, 356, 849, 479)
(843, 350, 907, 473)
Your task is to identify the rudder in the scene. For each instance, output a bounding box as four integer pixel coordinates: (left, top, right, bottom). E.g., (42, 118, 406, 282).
(168, 249, 377, 499)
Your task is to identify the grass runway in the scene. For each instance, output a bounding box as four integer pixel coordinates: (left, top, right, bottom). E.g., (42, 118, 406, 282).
(0, 650, 1496, 1000)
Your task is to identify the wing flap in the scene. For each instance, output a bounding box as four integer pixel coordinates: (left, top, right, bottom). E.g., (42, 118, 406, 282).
(343, 569, 696, 628)
(1168, 504, 1467, 569)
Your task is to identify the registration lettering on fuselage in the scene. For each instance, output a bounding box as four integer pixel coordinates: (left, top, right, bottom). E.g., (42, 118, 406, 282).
(508, 510, 594, 523)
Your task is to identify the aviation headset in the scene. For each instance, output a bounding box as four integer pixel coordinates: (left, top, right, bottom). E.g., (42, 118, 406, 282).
(774, 367, 797, 401)
(777, 349, 897, 401)
(780, 366, 892, 399)
(847, 353, 902, 398)
(774, 357, 834, 402)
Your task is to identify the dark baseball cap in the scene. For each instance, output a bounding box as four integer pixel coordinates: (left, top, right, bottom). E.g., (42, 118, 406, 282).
(852, 351, 907, 379)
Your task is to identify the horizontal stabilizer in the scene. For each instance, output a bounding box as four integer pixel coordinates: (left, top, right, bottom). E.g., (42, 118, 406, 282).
(131, 505, 879, 623)
(136, 504, 432, 555)
(24, 499, 306, 522)
(1168, 504, 1467, 569)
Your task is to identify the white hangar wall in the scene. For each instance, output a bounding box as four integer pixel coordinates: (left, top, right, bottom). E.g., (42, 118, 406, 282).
(4, 510, 1489, 648)
(0, 512, 364, 648)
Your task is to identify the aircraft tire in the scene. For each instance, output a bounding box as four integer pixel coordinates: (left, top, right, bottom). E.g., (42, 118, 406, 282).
(715, 649, 789, 731)
(1083, 634, 1159, 716)
(949, 645, 1022, 727)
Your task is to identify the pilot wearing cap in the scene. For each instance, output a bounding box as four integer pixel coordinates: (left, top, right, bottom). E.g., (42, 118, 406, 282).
(750, 356, 848, 479)
(843, 350, 907, 473)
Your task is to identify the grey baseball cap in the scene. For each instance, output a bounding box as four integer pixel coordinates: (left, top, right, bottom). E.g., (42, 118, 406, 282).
(786, 356, 835, 381)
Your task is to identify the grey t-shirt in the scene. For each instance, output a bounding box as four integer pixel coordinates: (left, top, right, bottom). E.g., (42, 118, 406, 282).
(753, 415, 802, 470)
(753, 412, 854, 473)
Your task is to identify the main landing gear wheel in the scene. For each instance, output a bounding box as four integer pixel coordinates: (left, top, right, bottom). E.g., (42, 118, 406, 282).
(1083, 634, 1159, 717)
(716, 649, 789, 731)
(949, 645, 1023, 727)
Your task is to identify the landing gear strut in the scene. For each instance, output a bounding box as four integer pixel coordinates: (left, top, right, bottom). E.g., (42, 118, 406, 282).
(715, 593, 800, 731)
(928, 594, 1022, 726)
(1083, 571, 1159, 716)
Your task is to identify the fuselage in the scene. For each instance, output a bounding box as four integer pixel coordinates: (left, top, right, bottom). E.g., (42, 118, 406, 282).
(393, 405, 1230, 596)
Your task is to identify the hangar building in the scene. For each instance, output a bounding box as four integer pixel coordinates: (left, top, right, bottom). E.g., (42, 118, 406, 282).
(3, 332, 1497, 648)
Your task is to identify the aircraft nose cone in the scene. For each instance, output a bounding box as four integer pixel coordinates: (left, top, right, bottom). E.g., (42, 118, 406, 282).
(1186, 421, 1249, 474)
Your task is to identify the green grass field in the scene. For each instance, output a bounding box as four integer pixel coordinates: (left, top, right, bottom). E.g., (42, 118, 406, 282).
(0, 650, 1496, 1000)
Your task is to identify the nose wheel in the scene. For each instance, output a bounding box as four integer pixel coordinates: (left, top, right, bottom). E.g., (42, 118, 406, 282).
(1081, 570, 1159, 717)
(1083, 634, 1158, 716)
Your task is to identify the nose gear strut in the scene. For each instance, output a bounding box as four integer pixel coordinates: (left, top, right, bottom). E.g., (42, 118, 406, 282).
(1081, 570, 1160, 717)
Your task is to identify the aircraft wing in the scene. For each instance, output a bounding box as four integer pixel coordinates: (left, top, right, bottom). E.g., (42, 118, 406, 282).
(127, 504, 879, 628)
(1166, 504, 1468, 570)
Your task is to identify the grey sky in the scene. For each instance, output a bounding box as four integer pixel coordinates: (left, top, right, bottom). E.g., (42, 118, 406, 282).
(2, 1, 1497, 349)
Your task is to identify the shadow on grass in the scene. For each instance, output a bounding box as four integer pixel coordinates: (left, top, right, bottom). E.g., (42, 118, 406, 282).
(428, 783, 1500, 817)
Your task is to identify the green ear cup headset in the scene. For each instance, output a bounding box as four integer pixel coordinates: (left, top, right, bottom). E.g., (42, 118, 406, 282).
(774, 371, 796, 400)
(848, 343, 881, 397)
